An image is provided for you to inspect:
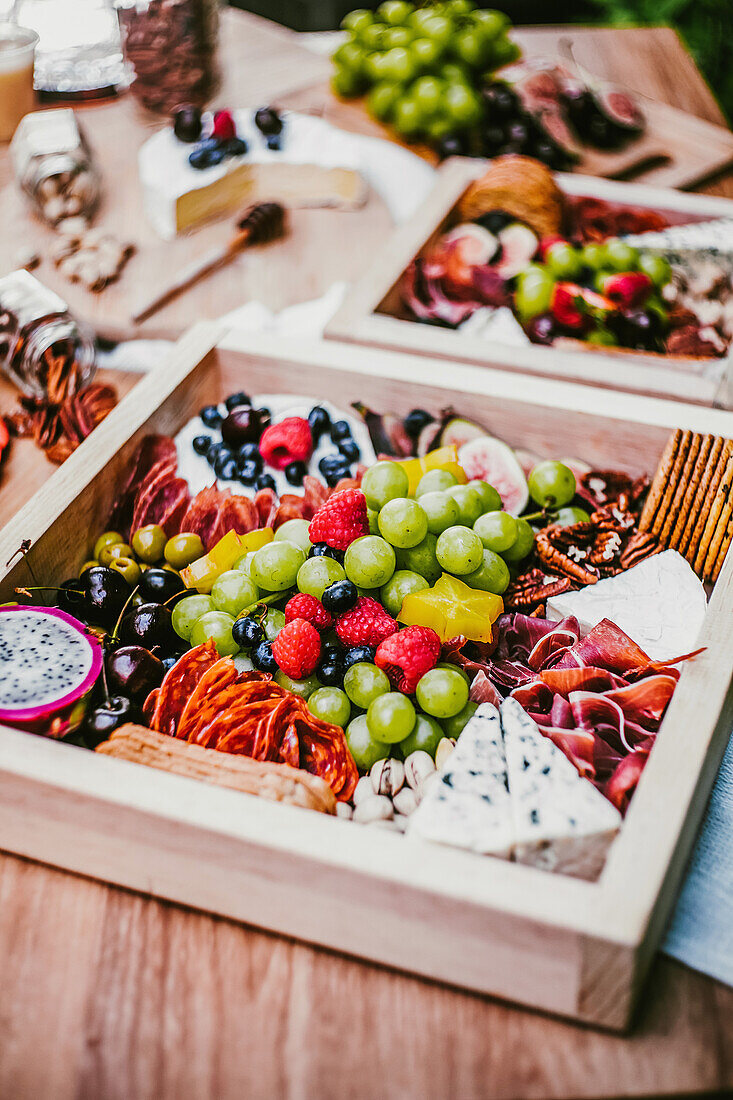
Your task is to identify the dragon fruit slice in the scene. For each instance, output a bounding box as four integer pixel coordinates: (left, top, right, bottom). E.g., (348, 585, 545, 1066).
(0, 605, 103, 736)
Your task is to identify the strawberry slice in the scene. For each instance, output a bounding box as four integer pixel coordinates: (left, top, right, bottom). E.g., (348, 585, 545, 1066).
(601, 272, 653, 309)
(550, 283, 613, 330)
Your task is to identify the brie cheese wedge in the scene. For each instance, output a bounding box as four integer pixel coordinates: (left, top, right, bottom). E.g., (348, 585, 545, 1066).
(407, 703, 513, 857)
(501, 697, 622, 880)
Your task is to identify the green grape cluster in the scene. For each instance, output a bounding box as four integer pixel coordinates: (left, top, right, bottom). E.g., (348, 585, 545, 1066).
(332, 1, 519, 143)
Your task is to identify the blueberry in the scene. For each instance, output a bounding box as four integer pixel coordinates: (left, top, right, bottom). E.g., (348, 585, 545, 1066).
(338, 438, 360, 463)
(255, 106, 283, 136)
(224, 137, 248, 157)
(188, 139, 224, 170)
(252, 639, 278, 673)
(322, 579, 358, 615)
(200, 404, 223, 428)
(255, 473, 276, 492)
(215, 456, 238, 481)
(206, 146, 226, 167)
(309, 542, 344, 564)
(225, 391, 251, 411)
(342, 645, 376, 670)
(266, 134, 282, 151)
(188, 147, 211, 170)
(206, 440, 227, 466)
(404, 408, 435, 440)
(238, 459, 261, 486)
(321, 642, 343, 663)
(308, 405, 331, 441)
(318, 453, 351, 487)
(237, 441, 261, 463)
(436, 134, 465, 159)
(330, 419, 352, 443)
(317, 658, 343, 687)
(232, 616, 264, 649)
(285, 460, 307, 486)
(192, 434, 212, 455)
(160, 655, 180, 673)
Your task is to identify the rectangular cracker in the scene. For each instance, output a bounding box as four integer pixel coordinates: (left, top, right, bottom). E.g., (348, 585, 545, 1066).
(650, 430, 691, 538)
(686, 439, 733, 568)
(694, 453, 733, 576)
(669, 434, 713, 551)
(679, 436, 724, 557)
(639, 429, 682, 533)
(659, 433, 702, 546)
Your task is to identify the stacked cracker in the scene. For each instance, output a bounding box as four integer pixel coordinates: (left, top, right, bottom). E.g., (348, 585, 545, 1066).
(639, 430, 733, 583)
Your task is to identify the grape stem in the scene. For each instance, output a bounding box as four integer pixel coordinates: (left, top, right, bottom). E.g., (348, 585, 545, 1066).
(234, 591, 290, 623)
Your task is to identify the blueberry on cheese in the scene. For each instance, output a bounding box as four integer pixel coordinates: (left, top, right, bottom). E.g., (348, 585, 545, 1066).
(500, 697, 622, 880)
(407, 703, 513, 857)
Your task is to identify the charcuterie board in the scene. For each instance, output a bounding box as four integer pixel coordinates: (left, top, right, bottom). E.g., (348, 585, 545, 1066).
(0, 325, 732, 1029)
(327, 158, 733, 407)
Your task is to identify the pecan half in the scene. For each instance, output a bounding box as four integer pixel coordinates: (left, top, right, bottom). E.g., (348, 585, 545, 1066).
(619, 530, 661, 570)
(504, 567, 573, 610)
(535, 529, 600, 585)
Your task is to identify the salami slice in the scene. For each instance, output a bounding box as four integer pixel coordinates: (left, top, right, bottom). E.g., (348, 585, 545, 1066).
(210, 493, 259, 546)
(148, 640, 219, 737)
(130, 455, 178, 537)
(109, 435, 177, 538)
(255, 488, 278, 528)
(179, 486, 227, 550)
(137, 477, 190, 536)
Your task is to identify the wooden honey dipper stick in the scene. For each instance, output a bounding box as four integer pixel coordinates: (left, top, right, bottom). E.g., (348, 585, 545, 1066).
(131, 201, 287, 325)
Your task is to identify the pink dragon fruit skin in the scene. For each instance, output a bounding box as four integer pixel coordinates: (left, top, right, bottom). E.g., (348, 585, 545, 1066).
(0, 605, 103, 736)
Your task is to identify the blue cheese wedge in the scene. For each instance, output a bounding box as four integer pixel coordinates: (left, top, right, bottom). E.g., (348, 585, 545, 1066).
(407, 703, 513, 857)
(501, 697, 622, 880)
(621, 218, 733, 278)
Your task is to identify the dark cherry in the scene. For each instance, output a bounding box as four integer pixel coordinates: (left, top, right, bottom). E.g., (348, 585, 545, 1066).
(120, 603, 176, 651)
(232, 616, 264, 649)
(85, 695, 133, 741)
(221, 407, 266, 447)
(254, 106, 283, 136)
(173, 104, 202, 143)
(481, 124, 506, 153)
(83, 566, 130, 625)
(139, 567, 185, 605)
(526, 312, 556, 346)
(481, 82, 517, 119)
(107, 646, 164, 702)
(436, 134, 465, 159)
(57, 578, 88, 616)
(507, 120, 529, 146)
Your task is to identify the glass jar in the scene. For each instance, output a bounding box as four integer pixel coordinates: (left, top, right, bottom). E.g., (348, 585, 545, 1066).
(116, 0, 219, 115)
(10, 107, 101, 224)
(0, 270, 96, 400)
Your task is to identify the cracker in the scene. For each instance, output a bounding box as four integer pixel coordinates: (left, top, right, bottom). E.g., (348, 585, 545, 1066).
(710, 517, 733, 585)
(639, 429, 682, 533)
(694, 452, 733, 575)
(650, 430, 691, 538)
(686, 439, 733, 567)
(703, 479, 733, 583)
(668, 434, 713, 550)
(679, 436, 724, 557)
(659, 432, 703, 545)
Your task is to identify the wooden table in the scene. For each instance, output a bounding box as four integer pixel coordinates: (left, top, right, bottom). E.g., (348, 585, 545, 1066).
(1, 13, 733, 1099)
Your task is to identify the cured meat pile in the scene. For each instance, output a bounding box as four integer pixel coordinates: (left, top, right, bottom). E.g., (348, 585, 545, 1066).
(143, 641, 358, 801)
(565, 196, 670, 245)
(454, 615, 700, 813)
(401, 247, 510, 328)
(109, 435, 330, 548)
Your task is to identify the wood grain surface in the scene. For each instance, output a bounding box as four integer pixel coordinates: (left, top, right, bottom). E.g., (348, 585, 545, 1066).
(1, 12, 733, 1098)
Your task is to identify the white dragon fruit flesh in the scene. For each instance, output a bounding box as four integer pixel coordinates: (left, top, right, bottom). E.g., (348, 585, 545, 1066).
(0, 605, 103, 737)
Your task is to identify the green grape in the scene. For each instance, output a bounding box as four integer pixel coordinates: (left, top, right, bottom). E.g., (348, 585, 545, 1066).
(189, 611, 238, 656)
(416, 667, 468, 719)
(441, 699, 478, 739)
(262, 608, 286, 642)
(410, 36, 443, 71)
(488, 35, 520, 66)
(471, 8, 506, 37)
(297, 556, 346, 600)
(593, 270, 614, 294)
(544, 242, 583, 280)
(172, 594, 214, 640)
(464, 549, 510, 594)
(331, 66, 364, 98)
(435, 661, 469, 685)
(502, 517, 535, 563)
(383, 46, 417, 84)
(587, 328, 618, 347)
(210, 570, 259, 617)
(474, 510, 518, 553)
(415, 468, 458, 496)
(399, 713, 444, 759)
(638, 252, 671, 288)
(275, 671, 319, 698)
(308, 687, 351, 728)
(528, 460, 576, 509)
(603, 238, 640, 272)
(425, 113, 454, 141)
(398, 532, 440, 584)
(468, 479, 501, 513)
(382, 25, 413, 48)
(379, 569, 429, 618)
(444, 82, 482, 128)
(345, 714, 391, 771)
(412, 74, 443, 116)
(378, 498, 429, 549)
(452, 27, 487, 69)
(233, 550, 258, 582)
(344, 662, 391, 709)
(515, 266, 555, 320)
(418, 490, 460, 535)
(333, 40, 366, 74)
(581, 242, 606, 271)
(435, 525, 483, 574)
(447, 484, 483, 526)
(362, 460, 410, 510)
(367, 506, 380, 535)
(394, 96, 423, 136)
(344, 535, 396, 588)
(362, 23, 388, 50)
(274, 519, 311, 555)
(421, 14, 453, 50)
(364, 50, 391, 82)
(251, 541, 305, 592)
(341, 8, 374, 34)
(367, 692, 416, 744)
(367, 80, 402, 121)
(377, 0, 412, 24)
(439, 60, 471, 84)
(552, 506, 591, 527)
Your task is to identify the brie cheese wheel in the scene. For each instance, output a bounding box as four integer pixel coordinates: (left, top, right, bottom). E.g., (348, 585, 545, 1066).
(407, 703, 513, 857)
(501, 697, 622, 881)
(139, 110, 368, 239)
(546, 549, 707, 662)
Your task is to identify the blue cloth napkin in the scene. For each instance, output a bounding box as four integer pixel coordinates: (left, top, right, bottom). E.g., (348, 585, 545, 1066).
(663, 732, 733, 986)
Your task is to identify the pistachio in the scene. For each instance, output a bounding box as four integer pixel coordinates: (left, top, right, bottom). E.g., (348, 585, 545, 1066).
(353, 795, 393, 824)
(335, 801, 353, 821)
(352, 775, 373, 806)
(392, 786, 417, 816)
(404, 750, 436, 790)
(435, 737, 455, 771)
(370, 757, 404, 798)
(38, 175, 60, 200)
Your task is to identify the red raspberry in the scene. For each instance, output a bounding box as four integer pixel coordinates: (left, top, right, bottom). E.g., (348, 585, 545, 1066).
(375, 626, 441, 695)
(212, 109, 236, 141)
(335, 597, 397, 648)
(272, 618, 321, 679)
(308, 488, 369, 551)
(284, 593, 333, 633)
(259, 417, 313, 471)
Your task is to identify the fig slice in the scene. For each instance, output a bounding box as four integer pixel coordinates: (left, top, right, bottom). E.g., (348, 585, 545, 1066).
(458, 436, 529, 516)
(438, 415, 487, 451)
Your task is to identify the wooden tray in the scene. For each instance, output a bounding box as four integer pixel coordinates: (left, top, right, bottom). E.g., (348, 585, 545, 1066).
(1, 326, 732, 1030)
(327, 159, 733, 407)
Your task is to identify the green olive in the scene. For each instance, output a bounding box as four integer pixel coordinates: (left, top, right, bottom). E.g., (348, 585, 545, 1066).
(98, 542, 133, 568)
(93, 530, 124, 560)
(164, 532, 205, 570)
(109, 556, 142, 586)
(131, 523, 167, 564)
(80, 560, 98, 574)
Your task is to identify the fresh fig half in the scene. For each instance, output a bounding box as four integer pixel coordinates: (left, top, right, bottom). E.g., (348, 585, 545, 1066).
(438, 414, 487, 451)
(442, 223, 500, 265)
(496, 223, 539, 279)
(458, 436, 529, 516)
(594, 89, 644, 134)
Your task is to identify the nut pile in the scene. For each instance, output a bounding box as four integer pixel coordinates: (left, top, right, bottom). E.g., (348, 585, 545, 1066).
(339, 741, 455, 831)
(50, 218, 135, 293)
(36, 167, 98, 226)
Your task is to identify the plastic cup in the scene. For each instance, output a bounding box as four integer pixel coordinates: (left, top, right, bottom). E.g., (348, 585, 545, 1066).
(0, 24, 38, 143)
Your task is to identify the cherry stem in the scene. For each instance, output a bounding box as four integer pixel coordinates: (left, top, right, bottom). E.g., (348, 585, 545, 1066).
(110, 584, 140, 645)
(16, 584, 84, 599)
